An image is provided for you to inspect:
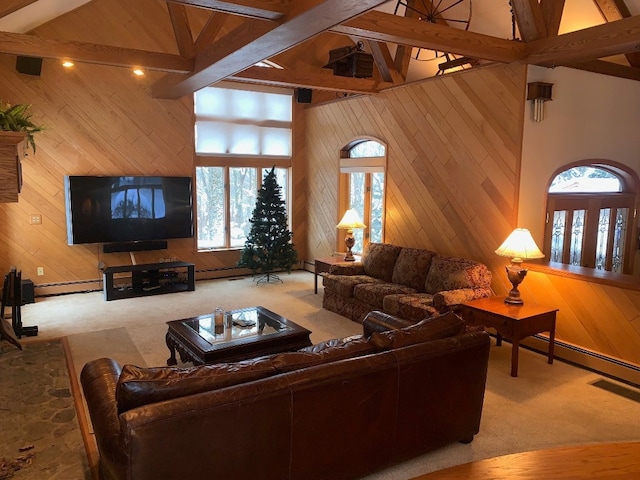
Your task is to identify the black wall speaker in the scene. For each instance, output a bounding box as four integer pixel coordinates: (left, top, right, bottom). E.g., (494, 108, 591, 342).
(16, 56, 43, 76)
(296, 88, 313, 104)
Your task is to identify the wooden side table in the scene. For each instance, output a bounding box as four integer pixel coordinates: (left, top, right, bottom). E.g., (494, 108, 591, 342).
(460, 296, 558, 377)
(314, 255, 360, 294)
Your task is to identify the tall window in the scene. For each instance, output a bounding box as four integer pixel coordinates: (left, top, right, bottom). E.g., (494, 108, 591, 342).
(339, 139, 386, 254)
(194, 83, 292, 250)
(544, 163, 638, 274)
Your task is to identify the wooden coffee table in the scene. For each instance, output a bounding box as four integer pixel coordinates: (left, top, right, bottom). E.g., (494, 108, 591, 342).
(165, 306, 312, 365)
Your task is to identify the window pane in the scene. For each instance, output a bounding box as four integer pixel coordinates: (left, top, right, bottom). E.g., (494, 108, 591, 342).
(596, 208, 611, 270)
(349, 173, 366, 254)
(195, 121, 230, 154)
(612, 209, 628, 273)
(370, 172, 385, 243)
(349, 140, 385, 158)
(550, 211, 566, 263)
(230, 125, 260, 155)
(229, 167, 257, 248)
(263, 93, 292, 122)
(262, 127, 292, 156)
(549, 166, 622, 193)
(569, 210, 585, 266)
(196, 167, 225, 249)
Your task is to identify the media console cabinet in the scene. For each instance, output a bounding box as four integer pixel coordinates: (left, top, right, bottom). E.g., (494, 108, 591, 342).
(103, 261, 195, 301)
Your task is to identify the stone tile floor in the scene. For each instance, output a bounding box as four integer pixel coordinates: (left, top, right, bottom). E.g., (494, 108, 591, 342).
(0, 340, 89, 480)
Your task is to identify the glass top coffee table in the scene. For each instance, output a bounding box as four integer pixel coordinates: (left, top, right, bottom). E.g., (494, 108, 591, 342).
(165, 306, 312, 365)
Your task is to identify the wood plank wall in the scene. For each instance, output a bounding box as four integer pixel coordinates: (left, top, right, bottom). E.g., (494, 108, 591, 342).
(304, 62, 640, 369)
(0, 0, 307, 296)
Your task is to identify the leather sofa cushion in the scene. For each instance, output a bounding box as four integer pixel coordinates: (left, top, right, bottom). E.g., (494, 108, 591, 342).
(383, 293, 438, 323)
(322, 274, 383, 298)
(392, 248, 436, 291)
(424, 255, 492, 294)
(116, 358, 277, 413)
(353, 283, 417, 309)
(368, 311, 465, 351)
(271, 336, 374, 373)
(362, 243, 402, 283)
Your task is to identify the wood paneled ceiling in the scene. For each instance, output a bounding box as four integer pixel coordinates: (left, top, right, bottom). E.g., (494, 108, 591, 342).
(1, 0, 640, 99)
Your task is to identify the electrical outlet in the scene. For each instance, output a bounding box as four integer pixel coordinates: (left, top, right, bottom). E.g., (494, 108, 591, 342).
(37, 267, 44, 276)
(30, 214, 42, 225)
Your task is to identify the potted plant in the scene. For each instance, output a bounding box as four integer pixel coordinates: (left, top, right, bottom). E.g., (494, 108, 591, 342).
(0, 101, 44, 153)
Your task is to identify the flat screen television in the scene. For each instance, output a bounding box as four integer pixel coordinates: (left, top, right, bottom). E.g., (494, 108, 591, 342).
(64, 175, 194, 245)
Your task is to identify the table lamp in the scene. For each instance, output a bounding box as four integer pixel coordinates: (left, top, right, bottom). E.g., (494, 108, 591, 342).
(336, 209, 366, 261)
(495, 228, 545, 305)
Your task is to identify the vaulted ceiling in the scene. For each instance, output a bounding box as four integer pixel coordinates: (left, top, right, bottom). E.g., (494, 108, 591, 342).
(1, 0, 640, 99)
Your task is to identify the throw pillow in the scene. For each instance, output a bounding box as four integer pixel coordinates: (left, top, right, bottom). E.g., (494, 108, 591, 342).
(368, 311, 465, 351)
(362, 243, 402, 283)
(391, 248, 436, 291)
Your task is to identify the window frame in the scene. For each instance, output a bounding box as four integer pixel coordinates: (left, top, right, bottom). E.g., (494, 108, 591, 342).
(338, 137, 387, 254)
(543, 161, 639, 276)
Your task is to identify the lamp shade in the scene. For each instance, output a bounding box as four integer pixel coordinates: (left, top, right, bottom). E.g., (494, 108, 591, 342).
(337, 209, 366, 229)
(495, 228, 545, 262)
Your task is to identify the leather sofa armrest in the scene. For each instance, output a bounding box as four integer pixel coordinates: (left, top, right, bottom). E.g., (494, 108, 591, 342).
(432, 287, 493, 311)
(80, 358, 127, 479)
(362, 310, 414, 337)
(329, 262, 365, 275)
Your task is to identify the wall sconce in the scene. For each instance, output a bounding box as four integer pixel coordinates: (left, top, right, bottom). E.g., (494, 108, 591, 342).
(495, 228, 545, 305)
(336, 209, 366, 261)
(527, 82, 553, 122)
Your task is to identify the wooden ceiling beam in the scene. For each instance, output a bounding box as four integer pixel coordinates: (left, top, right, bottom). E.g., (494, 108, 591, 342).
(167, 2, 196, 58)
(592, 0, 640, 68)
(540, 0, 565, 36)
(0, 31, 193, 73)
(152, 0, 390, 99)
(194, 13, 229, 52)
(526, 14, 640, 67)
(569, 59, 640, 81)
(332, 10, 525, 64)
(511, 0, 548, 41)
(229, 65, 390, 93)
(0, 0, 37, 19)
(367, 40, 403, 84)
(167, 0, 288, 21)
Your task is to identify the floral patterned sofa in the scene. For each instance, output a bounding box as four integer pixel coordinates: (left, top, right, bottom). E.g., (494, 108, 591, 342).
(322, 243, 493, 323)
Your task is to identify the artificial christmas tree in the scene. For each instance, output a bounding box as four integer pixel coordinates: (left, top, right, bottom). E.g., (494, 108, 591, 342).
(237, 167, 298, 284)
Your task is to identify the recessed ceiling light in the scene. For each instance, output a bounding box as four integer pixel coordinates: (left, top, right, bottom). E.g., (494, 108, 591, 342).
(133, 68, 145, 76)
(62, 61, 74, 68)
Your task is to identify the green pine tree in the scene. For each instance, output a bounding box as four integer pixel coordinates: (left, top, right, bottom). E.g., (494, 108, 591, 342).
(237, 167, 298, 284)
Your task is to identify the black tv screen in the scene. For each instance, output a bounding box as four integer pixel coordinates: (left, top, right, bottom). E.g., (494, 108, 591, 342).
(64, 175, 194, 245)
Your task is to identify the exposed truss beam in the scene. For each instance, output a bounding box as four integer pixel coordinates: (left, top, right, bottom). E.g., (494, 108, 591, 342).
(333, 11, 525, 64)
(570, 59, 640, 81)
(0, 31, 193, 73)
(167, 2, 196, 58)
(167, 0, 287, 21)
(0, 0, 37, 19)
(592, 0, 640, 67)
(194, 12, 229, 52)
(511, 0, 547, 41)
(367, 40, 403, 84)
(229, 65, 390, 93)
(526, 14, 640, 67)
(153, 0, 389, 99)
(540, 0, 565, 36)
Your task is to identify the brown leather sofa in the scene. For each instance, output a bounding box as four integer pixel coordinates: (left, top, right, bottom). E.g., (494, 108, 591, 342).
(81, 311, 490, 480)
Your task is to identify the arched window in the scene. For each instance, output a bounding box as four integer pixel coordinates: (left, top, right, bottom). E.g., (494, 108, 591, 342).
(339, 139, 387, 254)
(544, 163, 638, 274)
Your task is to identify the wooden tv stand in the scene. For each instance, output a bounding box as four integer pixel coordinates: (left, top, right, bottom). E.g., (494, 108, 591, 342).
(103, 261, 195, 301)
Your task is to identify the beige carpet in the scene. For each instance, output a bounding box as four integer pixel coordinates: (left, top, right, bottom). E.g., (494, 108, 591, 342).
(19, 271, 640, 479)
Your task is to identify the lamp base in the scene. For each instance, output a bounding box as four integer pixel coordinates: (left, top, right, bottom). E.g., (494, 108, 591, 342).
(504, 264, 527, 305)
(343, 251, 356, 262)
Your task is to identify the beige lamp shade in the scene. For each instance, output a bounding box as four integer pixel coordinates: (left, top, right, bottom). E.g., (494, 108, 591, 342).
(337, 209, 366, 230)
(495, 228, 545, 263)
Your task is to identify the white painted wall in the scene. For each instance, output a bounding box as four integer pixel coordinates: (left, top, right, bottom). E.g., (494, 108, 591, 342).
(518, 66, 640, 247)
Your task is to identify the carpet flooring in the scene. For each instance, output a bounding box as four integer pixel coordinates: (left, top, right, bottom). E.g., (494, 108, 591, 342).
(10, 271, 640, 479)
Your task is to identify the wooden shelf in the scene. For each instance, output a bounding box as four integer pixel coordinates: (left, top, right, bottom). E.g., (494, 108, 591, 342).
(0, 132, 27, 203)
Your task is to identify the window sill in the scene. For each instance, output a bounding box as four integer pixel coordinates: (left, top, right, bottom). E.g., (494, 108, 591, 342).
(525, 261, 640, 291)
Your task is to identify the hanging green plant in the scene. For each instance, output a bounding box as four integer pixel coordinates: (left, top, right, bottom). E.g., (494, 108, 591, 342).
(0, 101, 45, 153)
